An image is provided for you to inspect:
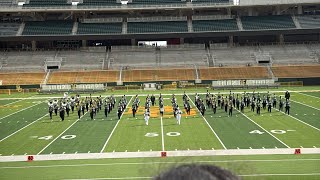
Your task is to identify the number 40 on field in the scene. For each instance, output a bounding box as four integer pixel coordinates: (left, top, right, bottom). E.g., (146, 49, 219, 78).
(249, 130, 295, 134)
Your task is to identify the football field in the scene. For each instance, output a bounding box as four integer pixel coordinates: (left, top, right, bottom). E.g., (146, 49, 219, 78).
(0, 87, 319, 179)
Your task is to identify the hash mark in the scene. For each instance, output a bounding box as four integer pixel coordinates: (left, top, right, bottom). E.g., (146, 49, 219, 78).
(50, 152, 53, 154)
(138, 150, 140, 152)
(17, 121, 19, 123)
(11, 154, 14, 156)
(237, 147, 240, 149)
(113, 150, 115, 153)
(212, 148, 214, 150)
(262, 147, 265, 149)
(175, 149, 177, 151)
(200, 148, 202, 150)
(0, 154, 2, 156)
(188, 149, 190, 151)
(24, 153, 27, 155)
(125, 150, 127, 152)
(313, 146, 317, 148)
(75, 151, 77, 154)
(150, 149, 152, 151)
(88, 151, 90, 153)
(275, 147, 278, 149)
(300, 146, 304, 148)
(249, 147, 252, 149)
(62, 152, 65, 154)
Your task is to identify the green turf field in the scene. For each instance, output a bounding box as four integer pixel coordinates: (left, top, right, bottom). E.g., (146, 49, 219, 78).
(0, 87, 319, 179)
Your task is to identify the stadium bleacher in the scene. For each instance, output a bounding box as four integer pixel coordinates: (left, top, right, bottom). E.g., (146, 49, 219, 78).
(192, 19, 238, 32)
(22, 21, 73, 35)
(199, 66, 270, 80)
(241, 15, 296, 30)
(0, 72, 45, 85)
(23, 0, 71, 7)
(128, 0, 185, 5)
(77, 23, 122, 34)
(127, 21, 188, 33)
(0, 0, 14, 5)
(78, 0, 120, 6)
(297, 15, 320, 28)
(192, 0, 230, 4)
(272, 65, 320, 78)
(0, 23, 20, 36)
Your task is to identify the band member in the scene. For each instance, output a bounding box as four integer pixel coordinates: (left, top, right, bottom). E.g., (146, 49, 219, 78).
(151, 94, 156, 106)
(285, 99, 290, 115)
(48, 100, 54, 120)
(285, 91, 290, 101)
(144, 109, 150, 125)
(76, 102, 81, 119)
(53, 99, 58, 116)
(159, 102, 164, 117)
(59, 103, 65, 121)
(176, 107, 182, 125)
(132, 102, 137, 117)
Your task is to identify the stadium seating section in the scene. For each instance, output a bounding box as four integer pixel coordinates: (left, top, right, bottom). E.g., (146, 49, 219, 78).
(23, 0, 71, 7)
(122, 68, 195, 82)
(241, 15, 296, 30)
(192, 0, 230, 4)
(297, 15, 320, 28)
(271, 65, 320, 78)
(0, 0, 14, 5)
(127, 21, 188, 33)
(22, 21, 73, 35)
(199, 67, 270, 80)
(0, 23, 20, 36)
(1, 65, 320, 85)
(47, 71, 119, 84)
(0, 72, 45, 85)
(77, 23, 122, 34)
(78, 0, 120, 6)
(129, 0, 185, 5)
(192, 19, 238, 32)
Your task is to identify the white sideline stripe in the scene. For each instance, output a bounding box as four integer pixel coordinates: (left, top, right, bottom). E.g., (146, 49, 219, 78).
(239, 173, 320, 177)
(1, 90, 319, 101)
(296, 92, 320, 99)
(37, 111, 90, 155)
(2, 98, 25, 106)
(0, 113, 48, 143)
(273, 107, 320, 131)
(0, 102, 42, 120)
(291, 99, 320, 111)
(100, 96, 133, 153)
(63, 173, 320, 180)
(2, 158, 320, 169)
(187, 95, 227, 150)
(237, 109, 290, 148)
(160, 117, 165, 151)
(64, 177, 150, 180)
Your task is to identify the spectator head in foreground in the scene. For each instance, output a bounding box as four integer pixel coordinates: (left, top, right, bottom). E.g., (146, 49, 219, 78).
(154, 164, 240, 180)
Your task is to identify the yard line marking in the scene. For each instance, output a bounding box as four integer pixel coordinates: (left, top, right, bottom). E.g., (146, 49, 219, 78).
(64, 177, 151, 180)
(62, 152, 65, 154)
(237, 109, 290, 148)
(262, 147, 265, 149)
(249, 147, 252, 149)
(24, 153, 27, 155)
(11, 154, 14, 156)
(50, 152, 53, 155)
(160, 117, 165, 151)
(37, 110, 91, 155)
(291, 99, 320, 111)
(300, 146, 304, 148)
(237, 147, 240, 149)
(296, 92, 320, 99)
(275, 147, 278, 149)
(273, 107, 320, 131)
(0, 102, 43, 120)
(212, 148, 214, 150)
(239, 173, 320, 177)
(100, 96, 133, 153)
(3, 98, 25, 106)
(314, 146, 317, 148)
(88, 151, 90, 153)
(0, 113, 48, 143)
(3, 159, 320, 169)
(125, 150, 127, 152)
(63, 173, 320, 180)
(187, 95, 227, 150)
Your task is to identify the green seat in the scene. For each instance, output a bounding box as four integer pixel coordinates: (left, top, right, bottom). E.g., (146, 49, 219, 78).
(193, 19, 238, 32)
(241, 15, 296, 30)
(77, 23, 122, 34)
(22, 21, 73, 35)
(127, 21, 188, 33)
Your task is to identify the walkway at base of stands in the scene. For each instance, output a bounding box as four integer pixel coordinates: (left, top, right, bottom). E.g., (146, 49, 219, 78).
(0, 65, 319, 86)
